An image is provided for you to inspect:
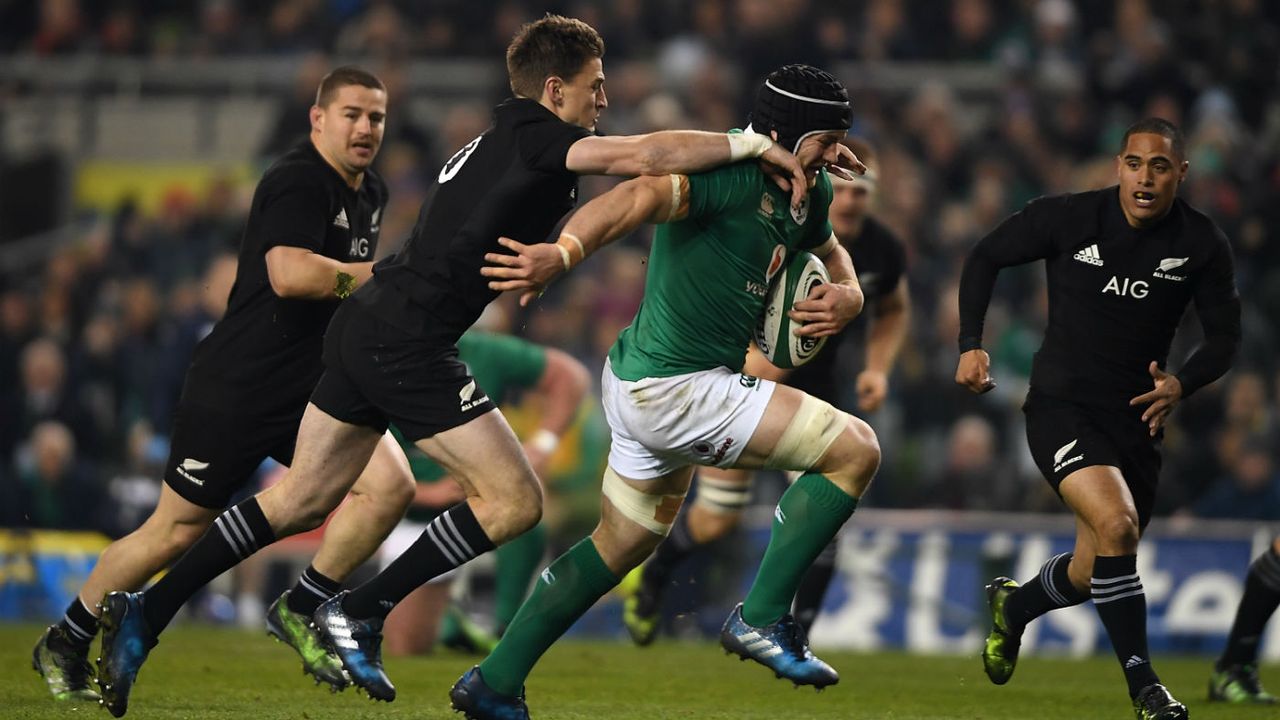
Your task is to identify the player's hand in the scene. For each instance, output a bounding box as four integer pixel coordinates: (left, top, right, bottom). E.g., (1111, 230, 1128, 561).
(1129, 361, 1182, 436)
(856, 369, 888, 412)
(825, 143, 868, 182)
(955, 349, 996, 394)
(482, 237, 564, 306)
(790, 281, 863, 337)
(522, 444, 553, 479)
(757, 143, 810, 209)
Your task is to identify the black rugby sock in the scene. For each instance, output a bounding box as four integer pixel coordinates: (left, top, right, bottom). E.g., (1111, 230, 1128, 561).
(636, 509, 700, 612)
(58, 597, 99, 649)
(792, 537, 838, 633)
(287, 564, 343, 617)
(1218, 545, 1280, 669)
(342, 502, 495, 619)
(143, 498, 276, 633)
(1091, 554, 1159, 697)
(1004, 552, 1090, 632)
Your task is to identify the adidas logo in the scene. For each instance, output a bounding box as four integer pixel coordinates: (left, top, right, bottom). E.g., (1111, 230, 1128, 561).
(774, 506, 787, 525)
(1124, 655, 1149, 669)
(333, 208, 349, 229)
(737, 630, 783, 659)
(541, 568, 556, 585)
(1073, 244, 1104, 266)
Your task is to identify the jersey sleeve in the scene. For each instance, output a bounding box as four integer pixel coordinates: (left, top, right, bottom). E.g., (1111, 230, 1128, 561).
(882, 230, 908, 293)
(517, 116, 593, 174)
(258, 168, 331, 253)
(1174, 229, 1241, 397)
(799, 171, 835, 251)
(685, 163, 761, 221)
(957, 194, 1067, 350)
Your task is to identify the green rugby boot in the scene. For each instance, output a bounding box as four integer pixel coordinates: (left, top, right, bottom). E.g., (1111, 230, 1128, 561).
(32, 625, 100, 702)
(982, 577, 1022, 685)
(266, 591, 350, 691)
(441, 605, 499, 656)
(619, 565, 660, 646)
(1209, 663, 1277, 704)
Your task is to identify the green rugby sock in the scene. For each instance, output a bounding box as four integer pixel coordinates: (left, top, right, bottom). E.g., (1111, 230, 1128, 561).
(494, 522, 548, 632)
(741, 473, 858, 627)
(478, 538, 619, 696)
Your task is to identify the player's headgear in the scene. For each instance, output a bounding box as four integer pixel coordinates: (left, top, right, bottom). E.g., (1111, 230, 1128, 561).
(749, 64, 852, 154)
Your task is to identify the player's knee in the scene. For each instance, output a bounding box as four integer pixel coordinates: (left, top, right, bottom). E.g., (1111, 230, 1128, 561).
(382, 470, 416, 514)
(820, 417, 880, 495)
(502, 477, 545, 537)
(688, 504, 742, 543)
(1095, 513, 1140, 551)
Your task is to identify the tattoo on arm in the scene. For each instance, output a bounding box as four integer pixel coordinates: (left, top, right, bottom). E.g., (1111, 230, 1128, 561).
(334, 271, 356, 299)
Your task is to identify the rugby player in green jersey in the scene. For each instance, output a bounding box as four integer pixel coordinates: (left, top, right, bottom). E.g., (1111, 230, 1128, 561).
(454, 65, 879, 720)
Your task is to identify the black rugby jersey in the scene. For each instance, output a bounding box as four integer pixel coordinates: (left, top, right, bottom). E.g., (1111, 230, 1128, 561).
(959, 187, 1240, 408)
(789, 216, 907, 407)
(363, 98, 591, 340)
(184, 141, 387, 415)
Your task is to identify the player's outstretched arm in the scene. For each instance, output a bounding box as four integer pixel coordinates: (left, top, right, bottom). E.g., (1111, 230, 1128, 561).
(565, 132, 809, 208)
(859, 279, 911, 412)
(522, 348, 591, 476)
(482, 174, 685, 305)
(265, 246, 374, 300)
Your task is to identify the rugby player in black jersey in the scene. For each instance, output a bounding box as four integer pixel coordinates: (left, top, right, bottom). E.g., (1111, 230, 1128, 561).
(956, 118, 1240, 720)
(94, 14, 850, 715)
(31, 67, 418, 712)
(620, 138, 910, 644)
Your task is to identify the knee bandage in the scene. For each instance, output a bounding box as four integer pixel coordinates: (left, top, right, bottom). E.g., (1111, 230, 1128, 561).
(601, 467, 687, 536)
(765, 395, 846, 471)
(693, 473, 754, 514)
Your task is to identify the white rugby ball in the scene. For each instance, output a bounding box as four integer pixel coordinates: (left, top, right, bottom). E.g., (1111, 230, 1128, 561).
(752, 250, 830, 369)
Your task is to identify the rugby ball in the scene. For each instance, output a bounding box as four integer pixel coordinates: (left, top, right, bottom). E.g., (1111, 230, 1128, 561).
(752, 250, 830, 369)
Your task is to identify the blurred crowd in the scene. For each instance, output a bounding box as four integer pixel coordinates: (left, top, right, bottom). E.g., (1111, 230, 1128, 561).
(3, 0, 1280, 536)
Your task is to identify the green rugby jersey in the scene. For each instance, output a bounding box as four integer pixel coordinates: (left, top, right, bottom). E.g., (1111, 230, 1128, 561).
(608, 160, 834, 381)
(392, 331, 546, 521)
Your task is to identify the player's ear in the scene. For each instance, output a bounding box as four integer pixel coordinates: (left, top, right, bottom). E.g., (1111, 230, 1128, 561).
(1178, 160, 1189, 184)
(309, 104, 324, 132)
(545, 76, 564, 107)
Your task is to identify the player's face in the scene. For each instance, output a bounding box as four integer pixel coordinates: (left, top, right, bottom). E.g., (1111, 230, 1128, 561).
(556, 57, 607, 131)
(1116, 132, 1187, 228)
(795, 131, 849, 185)
(312, 84, 387, 178)
(829, 173, 874, 234)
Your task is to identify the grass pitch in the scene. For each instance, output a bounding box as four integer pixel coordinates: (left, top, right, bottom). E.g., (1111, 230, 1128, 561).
(2, 623, 1276, 719)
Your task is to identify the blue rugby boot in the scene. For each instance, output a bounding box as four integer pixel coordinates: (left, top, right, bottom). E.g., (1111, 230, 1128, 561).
(95, 592, 157, 717)
(449, 666, 530, 720)
(312, 592, 394, 702)
(719, 603, 838, 689)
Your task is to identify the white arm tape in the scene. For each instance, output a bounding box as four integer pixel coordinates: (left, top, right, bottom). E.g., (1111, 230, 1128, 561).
(727, 132, 773, 162)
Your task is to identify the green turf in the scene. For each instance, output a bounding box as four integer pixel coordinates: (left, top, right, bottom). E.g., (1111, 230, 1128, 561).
(3, 623, 1276, 719)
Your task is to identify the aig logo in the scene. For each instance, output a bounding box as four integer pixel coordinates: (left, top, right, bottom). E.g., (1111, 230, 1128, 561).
(350, 237, 370, 258)
(1103, 275, 1148, 299)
